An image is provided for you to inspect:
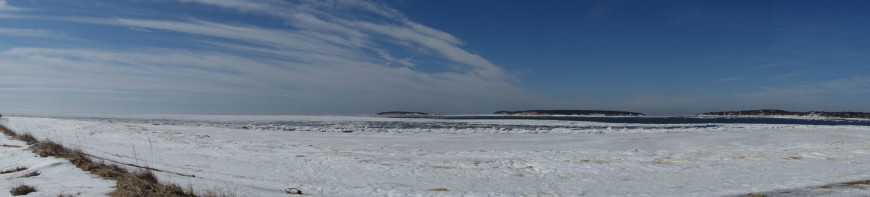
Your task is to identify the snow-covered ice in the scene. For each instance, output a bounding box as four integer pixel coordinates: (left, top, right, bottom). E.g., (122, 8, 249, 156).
(4, 115, 870, 196)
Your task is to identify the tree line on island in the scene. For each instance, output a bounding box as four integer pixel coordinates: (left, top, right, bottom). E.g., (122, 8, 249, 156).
(377, 110, 645, 116)
(376, 111, 432, 116)
(493, 110, 645, 116)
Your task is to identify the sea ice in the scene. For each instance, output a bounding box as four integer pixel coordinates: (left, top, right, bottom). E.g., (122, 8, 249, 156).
(3, 115, 870, 196)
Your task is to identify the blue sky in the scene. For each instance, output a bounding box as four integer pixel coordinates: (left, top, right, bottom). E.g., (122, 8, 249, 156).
(1, 0, 869, 115)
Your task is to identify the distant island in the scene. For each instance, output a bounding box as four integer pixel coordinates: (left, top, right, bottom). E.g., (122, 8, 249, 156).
(700, 109, 870, 119)
(494, 110, 645, 116)
(376, 111, 431, 116)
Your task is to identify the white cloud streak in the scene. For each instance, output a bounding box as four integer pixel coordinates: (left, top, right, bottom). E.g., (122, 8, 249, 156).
(0, 46, 530, 113)
(715, 77, 742, 82)
(0, 0, 21, 11)
(176, 0, 504, 80)
(0, 28, 53, 37)
(179, 0, 273, 12)
(0, 0, 537, 113)
(0, 28, 76, 40)
(733, 76, 870, 110)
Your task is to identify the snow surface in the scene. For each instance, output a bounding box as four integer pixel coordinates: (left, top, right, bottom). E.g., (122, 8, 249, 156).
(4, 115, 870, 196)
(0, 118, 115, 197)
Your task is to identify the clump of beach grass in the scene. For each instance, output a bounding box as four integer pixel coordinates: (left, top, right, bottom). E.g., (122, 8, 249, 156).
(1, 166, 27, 174)
(0, 125, 203, 197)
(10, 184, 37, 196)
(20, 170, 40, 178)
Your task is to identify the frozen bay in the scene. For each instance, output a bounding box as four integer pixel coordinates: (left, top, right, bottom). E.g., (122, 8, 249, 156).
(3, 115, 870, 196)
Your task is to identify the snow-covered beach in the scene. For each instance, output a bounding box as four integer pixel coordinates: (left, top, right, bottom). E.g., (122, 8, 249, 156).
(1, 120, 115, 196)
(4, 115, 870, 196)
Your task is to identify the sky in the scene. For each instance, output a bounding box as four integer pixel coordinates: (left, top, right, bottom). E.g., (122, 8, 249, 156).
(1, 0, 869, 115)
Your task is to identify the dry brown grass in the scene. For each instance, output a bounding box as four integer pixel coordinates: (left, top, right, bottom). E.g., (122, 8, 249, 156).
(134, 170, 159, 183)
(10, 184, 37, 196)
(20, 170, 40, 178)
(201, 188, 238, 197)
(32, 140, 67, 157)
(1, 125, 199, 197)
(110, 170, 194, 197)
(0, 126, 14, 136)
(738, 179, 870, 196)
(841, 180, 870, 186)
(17, 133, 38, 145)
(1, 166, 27, 174)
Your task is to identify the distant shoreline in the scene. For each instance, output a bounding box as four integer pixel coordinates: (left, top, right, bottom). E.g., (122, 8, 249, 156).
(493, 110, 645, 116)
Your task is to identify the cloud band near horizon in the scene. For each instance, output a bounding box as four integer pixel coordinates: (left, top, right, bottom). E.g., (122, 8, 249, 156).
(0, 0, 540, 114)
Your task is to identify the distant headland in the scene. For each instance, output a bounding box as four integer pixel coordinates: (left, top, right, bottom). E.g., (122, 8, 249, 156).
(376, 111, 431, 116)
(700, 109, 870, 119)
(494, 110, 645, 116)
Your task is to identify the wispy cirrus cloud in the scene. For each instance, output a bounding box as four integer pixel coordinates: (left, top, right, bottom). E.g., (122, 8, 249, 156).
(734, 76, 870, 111)
(0, 0, 537, 114)
(0, 0, 20, 11)
(715, 77, 742, 83)
(0, 28, 77, 40)
(776, 71, 809, 79)
(177, 0, 504, 79)
(0, 28, 53, 37)
(178, 0, 273, 12)
(0, 46, 531, 113)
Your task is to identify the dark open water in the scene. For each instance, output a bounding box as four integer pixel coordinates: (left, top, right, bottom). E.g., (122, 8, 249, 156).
(405, 116, 870, 126)
(16, 114, 870, 133)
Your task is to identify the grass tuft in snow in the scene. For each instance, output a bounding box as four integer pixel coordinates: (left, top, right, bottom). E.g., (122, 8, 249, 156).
(737, 179, 870, 196)
(112, 170, 195, 197)
(0, 126, 15, 136)
(10, 184, 37, 196)
(18, 133, 38, 145)
(20, 170, 40, 178)
(0, 124, 202, 197)
(92, 162, 128, 179)
(33, 140, 66, 157)
(1, 166, 27, 174)
(841, 180, 870, 186)
(200, 187, 238, 197)
(134, 170, 159, 184)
